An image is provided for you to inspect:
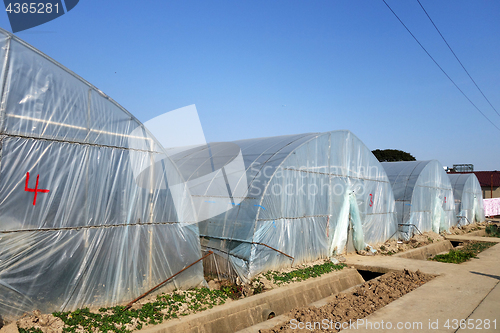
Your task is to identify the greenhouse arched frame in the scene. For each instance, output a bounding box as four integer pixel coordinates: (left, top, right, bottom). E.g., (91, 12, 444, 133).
(448, 173, 485, 225)
(0, 28, 204, 321)
(171, 130, 397, 282)
(381, 160, 456, 237)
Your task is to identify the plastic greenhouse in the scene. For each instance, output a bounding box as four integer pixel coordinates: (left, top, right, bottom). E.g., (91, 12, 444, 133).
(381, 160, 456, 237)
(0, 29, 204, 321)
(448, 173, 485, 225)
(171, 130, 397, 282)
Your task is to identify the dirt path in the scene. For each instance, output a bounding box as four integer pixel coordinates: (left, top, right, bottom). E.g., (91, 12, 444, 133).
(260, 269, 434, 332)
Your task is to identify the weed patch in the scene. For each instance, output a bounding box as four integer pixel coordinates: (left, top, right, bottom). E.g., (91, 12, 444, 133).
(486, 224, 500, 238)
(430, 241, 496, 264)
(219, 281, 243, 300)
(18, 329, 44, 333)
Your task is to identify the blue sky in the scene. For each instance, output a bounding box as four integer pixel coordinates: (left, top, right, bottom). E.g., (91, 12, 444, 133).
(1, 0, 499, 170)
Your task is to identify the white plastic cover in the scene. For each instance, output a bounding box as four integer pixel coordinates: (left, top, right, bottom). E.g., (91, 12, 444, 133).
(483, 198, 500, 217)
(448, 173, 485, 224)
(171, 130, 397, 282)
(0, 28, 203, 321)
(381, 160, 456, 235)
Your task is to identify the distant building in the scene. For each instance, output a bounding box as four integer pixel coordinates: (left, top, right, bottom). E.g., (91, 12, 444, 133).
(453, 164, 474, 173)
(448, 170, 500, 199)
(474, 171, 500, 199)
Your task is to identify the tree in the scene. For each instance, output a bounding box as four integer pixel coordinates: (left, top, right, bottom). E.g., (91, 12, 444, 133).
(372, 149, 416, 162)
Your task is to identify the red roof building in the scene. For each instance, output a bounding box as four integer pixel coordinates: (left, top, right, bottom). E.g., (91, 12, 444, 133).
(448, 171, 500, 199)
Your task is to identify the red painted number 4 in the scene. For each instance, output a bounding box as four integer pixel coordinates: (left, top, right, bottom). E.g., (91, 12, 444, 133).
(25, 172, 50, 206)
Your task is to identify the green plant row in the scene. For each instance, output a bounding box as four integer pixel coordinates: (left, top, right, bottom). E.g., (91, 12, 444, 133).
(263, 262, 347, 285)
(485, 224, 500, 238)
(430, 242, 496, 264)
(19, 262, 346, 332)
(21, 287, 230, 333)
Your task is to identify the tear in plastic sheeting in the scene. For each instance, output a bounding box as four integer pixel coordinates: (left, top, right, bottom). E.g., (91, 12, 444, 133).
(329, 191, 350, 256)
(349, 192, 369, 252)
(0, 28, 204, 321)
(432, 195, 446, 233)
(448, 173, 485, 224)
(172, 130, 397, 282)
(381, 160, 456, 236)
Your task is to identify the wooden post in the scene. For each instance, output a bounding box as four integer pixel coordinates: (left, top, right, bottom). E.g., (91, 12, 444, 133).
(491, 173, 494, 198)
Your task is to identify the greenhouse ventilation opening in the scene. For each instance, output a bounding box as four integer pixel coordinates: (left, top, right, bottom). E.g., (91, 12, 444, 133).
(0, 28, 204, 321)
(170, 130, 397, 282)
(448, 173, 485, 225)
(381, 160, 456, 238)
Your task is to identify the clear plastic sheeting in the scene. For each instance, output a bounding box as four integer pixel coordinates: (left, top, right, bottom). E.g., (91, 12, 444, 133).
(171, 130, 397, 282)
(348, 192, 369, 252)
(0, 28, 204, 321)
(448, 173, 485, 224)
(381, 160, 456, 236)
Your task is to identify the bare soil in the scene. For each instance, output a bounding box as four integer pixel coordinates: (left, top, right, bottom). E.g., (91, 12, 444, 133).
(372, 222, 487, 256)
(372, 231, 444, 255)
(448, 221, 487, 235)
(260, 269, 434, 333)
(16, 310, 65, 333)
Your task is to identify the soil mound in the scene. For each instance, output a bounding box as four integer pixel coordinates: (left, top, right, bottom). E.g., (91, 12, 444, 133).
(261, 269, 434, 332)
